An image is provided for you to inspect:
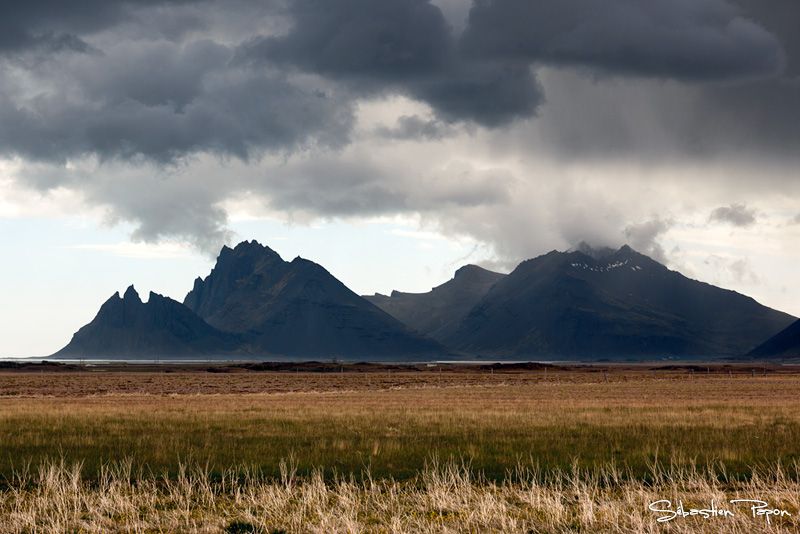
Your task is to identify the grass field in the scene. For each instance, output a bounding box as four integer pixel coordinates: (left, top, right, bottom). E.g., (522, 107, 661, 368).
(1, 363, 799, 532)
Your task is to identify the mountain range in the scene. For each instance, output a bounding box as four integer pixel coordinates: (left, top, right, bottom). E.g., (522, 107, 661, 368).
(56, 241, 446, 360)
(53, 240, 797, 361)
(367, 245, 794, 359)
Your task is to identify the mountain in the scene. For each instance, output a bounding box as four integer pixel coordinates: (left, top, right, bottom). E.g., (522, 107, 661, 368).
(52, 241, 795, 362)
(442, 245, 796, 359)
(746, 319, 800, 359)
(365, 264, 505, 341)
(183, 240, 446, 359)
(54, 286, 242, 358)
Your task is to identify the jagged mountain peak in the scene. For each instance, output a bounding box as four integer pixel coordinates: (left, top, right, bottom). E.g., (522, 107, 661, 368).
(53, 285, 242, 358)
(123, 284, 141, 303)
(217, 239, 282, 263)
(233, 239, 276, 253)
(565, 242, 646, 262)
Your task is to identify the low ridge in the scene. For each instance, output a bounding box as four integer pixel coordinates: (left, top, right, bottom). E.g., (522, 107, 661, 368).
(746, 319, 800, 359)
(365, 264, 505, 341)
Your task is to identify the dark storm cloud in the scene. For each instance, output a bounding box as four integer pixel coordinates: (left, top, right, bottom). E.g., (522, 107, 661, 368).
(729, 0, 800, 76)
(0, 42, 354, 164)
(248, 0, 452, 81)
(709, 204, 757, 227)
(413, 61, 542, 127)
(241, 0, 788, 129)
(460, 0, 785, 81)
(2, 0, 792, 166)
(0, 75, 353, 165)
(509, 0, 800, 162)
(2, 0, 798, 257)
(242, 0, 543, 126)
(692, 80, 800, 159)
(679, 0, 800, 158)
(0, 0, 205, 52)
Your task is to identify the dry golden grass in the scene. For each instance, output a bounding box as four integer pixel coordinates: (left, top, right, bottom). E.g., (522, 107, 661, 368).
(1, 457, 798, 533)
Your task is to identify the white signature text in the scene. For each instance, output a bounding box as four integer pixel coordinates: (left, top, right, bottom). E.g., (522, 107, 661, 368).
(649, 499, 792, 524)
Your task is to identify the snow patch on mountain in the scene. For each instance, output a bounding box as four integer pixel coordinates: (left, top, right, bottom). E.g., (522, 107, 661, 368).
(570, 259, 641, 272)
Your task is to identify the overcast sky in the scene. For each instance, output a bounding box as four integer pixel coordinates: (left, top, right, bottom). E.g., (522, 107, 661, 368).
(2, 0, 799, 358)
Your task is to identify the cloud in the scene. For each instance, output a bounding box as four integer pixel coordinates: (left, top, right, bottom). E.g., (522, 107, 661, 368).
(709, 203, 757, 227)
(0, 38, 356, 165)
(375, 115, 456, 141)
(15, 158, 238, 255)
(623, 216, 673, 263)
(0, 0, 210, 54)
(729, 257, 761, 284)
(251, 155, 515, 221)
(729, 0, 800, 76)
(248, 0, 453, 82)
(460, 0, 785, 82)
(705, 254, 761, 285)
(242, 0, 545, 127)
(2, 0, 794, 169)
(1, 0, 799, 263)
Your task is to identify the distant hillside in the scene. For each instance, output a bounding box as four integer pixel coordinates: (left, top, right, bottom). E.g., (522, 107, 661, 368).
(54, 286, 242, 358)
(746, 319, 800, 359)
(443, 245, 795, 359)
(183, 240, 447, 359)
(365, 264, 505, 341)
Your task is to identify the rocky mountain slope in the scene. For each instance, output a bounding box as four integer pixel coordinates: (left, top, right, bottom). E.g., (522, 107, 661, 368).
(183, 240, 446, 359)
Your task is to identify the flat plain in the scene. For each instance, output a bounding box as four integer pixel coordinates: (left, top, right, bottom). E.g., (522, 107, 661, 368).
(1, 362, 799, 533)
